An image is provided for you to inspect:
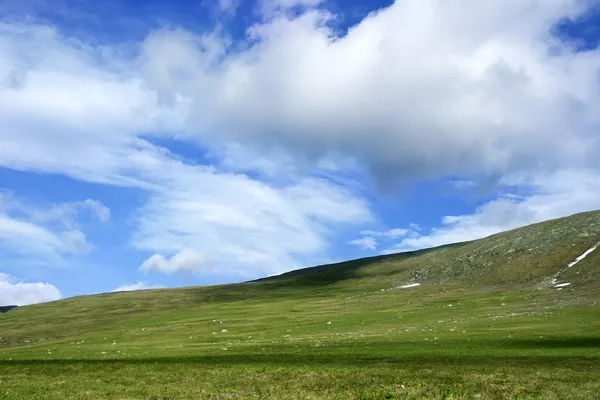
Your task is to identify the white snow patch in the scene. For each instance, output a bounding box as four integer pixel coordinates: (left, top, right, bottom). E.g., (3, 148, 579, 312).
(554, 282, 571, 288)
(568, 242, 599, 267)
(399, 283, 421, 289)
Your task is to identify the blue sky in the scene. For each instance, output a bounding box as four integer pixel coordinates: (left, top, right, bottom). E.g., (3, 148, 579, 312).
(1, 0, 600, 305)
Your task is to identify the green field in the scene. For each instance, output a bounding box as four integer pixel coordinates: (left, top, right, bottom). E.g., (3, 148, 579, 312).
(1, 211, 600, 399)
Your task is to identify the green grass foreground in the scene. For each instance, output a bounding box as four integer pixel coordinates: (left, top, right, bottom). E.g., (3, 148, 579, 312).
(1, 286, 599, 399)
(1, 211, 600, 399)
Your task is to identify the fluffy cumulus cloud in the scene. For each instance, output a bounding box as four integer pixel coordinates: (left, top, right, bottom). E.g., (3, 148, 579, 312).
(112, 281, 164, 292)
(0, 273, 62, 306)
(140, 250, 207, 274)
(139, 0, 600, 182)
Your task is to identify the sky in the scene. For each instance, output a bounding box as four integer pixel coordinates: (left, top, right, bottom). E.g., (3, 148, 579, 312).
(1, 0, 600, 306)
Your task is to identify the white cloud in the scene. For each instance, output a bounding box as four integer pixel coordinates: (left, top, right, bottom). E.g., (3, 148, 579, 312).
(0, 21, 185, 186)
(0, 194, 108, 264)
(0, 272, 62, 306)
(0, 21, 373, 278)
(134, 171, 372, 277)
(14, 198, 111, 226)
(349, 236, 377, 251)
(140, 250, 207, 274)
(138, 0, 600, 182)
(360, 228, 408, 239)
(82, 199, 111, 222)
(218, 0, 239, 14)
(408, 223, 421, 232)
(350, 228, 408, 251)
(0, 215, 87, 259)
(112, 281, 164, 292)
(387, 169, 600, 252)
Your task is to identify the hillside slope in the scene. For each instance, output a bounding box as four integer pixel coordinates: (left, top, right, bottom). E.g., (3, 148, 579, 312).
(1, 210, 600, 345)
(1, 210, 599, 399)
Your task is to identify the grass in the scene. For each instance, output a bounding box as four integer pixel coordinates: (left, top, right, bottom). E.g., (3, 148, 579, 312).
(1, 211, 600, 399)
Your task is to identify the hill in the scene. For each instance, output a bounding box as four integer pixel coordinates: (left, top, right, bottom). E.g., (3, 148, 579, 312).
(1, 210, 600, 399)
